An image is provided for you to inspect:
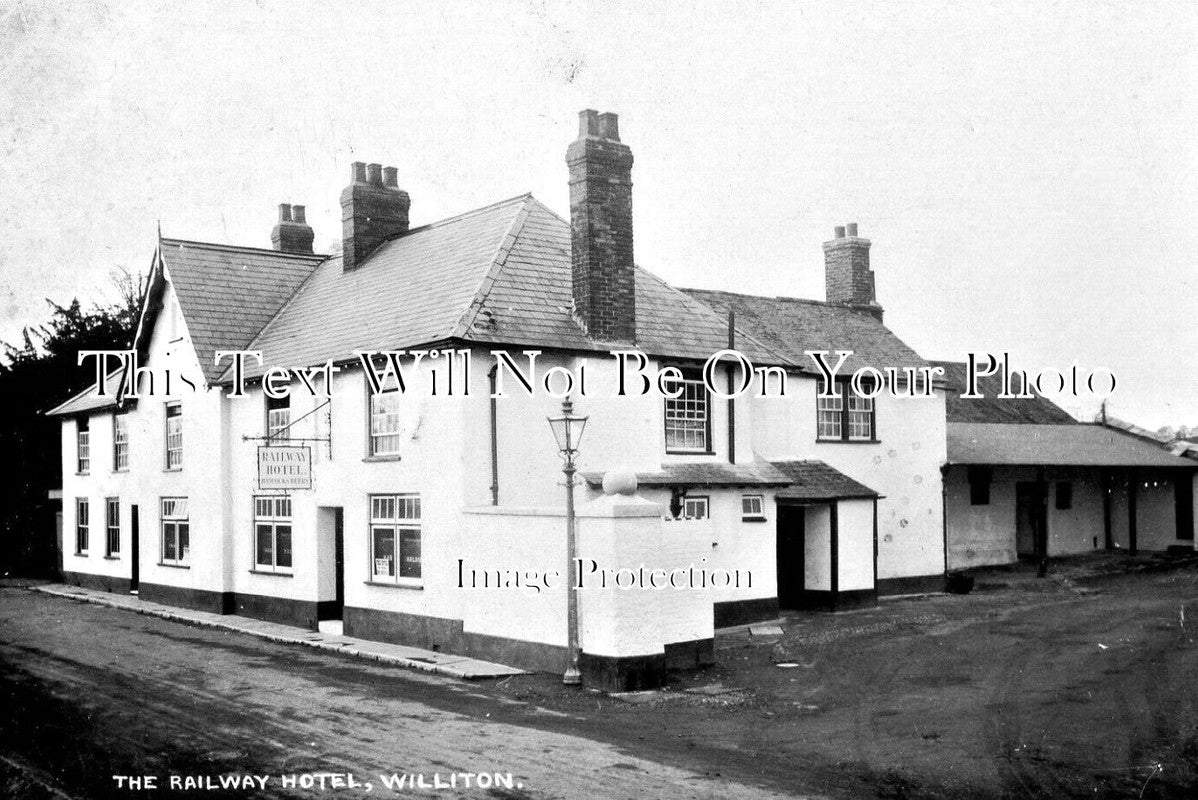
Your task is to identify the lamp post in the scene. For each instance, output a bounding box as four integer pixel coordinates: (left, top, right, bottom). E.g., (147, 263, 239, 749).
(547, 397, 587, 686)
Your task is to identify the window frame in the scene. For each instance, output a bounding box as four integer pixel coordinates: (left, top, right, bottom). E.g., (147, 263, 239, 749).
(252, 495, 293, 573)
(112, 412, 129, 472)
(368, 493, 422, 585)
(816, 380, 877, 443)
(75, 497, 89, 555)
(160, 497, 190, 566)
(265, 394, 291, 443)
(368, 377, 403, 457)
(105, 497, 120, 557)
(77, 417, 91, 474)
(164, 401, 183, 470)
(680, 495, 710, 520)
(663, 368, 713, 455)
(741, 494, 766, 521)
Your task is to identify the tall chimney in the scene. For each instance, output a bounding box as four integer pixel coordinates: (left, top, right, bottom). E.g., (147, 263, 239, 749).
(340, 161, 410, 271)
(823, 222, 882, 320)
(271, 203, 315, 254)
(566, 109, 635, 343)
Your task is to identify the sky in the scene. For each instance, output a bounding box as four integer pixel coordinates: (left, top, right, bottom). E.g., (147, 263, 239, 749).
(0, 1, 1194, 429)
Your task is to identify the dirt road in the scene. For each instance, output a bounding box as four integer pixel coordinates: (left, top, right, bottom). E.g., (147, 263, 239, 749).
(1, 567, 1196, 799)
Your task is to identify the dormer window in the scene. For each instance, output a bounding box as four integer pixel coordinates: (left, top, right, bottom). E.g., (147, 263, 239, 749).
(664, 369, 711, 454)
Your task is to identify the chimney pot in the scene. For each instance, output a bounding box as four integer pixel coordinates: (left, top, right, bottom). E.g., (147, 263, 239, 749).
(847, 222, 858, 237)
(271, 202, 313, 254)
(578, 109, 600, 137)
(834, 225, 846, 238)
(598, 112, 620, 141)
(340, 160, 410, 271)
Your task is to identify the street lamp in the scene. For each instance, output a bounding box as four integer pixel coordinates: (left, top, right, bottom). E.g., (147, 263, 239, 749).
(547, 397, 587, 686)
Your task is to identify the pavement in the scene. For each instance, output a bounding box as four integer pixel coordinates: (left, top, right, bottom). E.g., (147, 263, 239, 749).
(31, 583, 524, 681)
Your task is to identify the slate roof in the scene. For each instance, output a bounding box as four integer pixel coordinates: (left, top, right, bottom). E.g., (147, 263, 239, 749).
(581, 459, 880, 501)
(160, 238, 325, 383)
(582, 461, 793, 489)
(771, 460, 880, 501)
(681, 289, 927, 376)
(232, 196, 785, 381)
(932, 360, 1077, 425)
(46, 371, 124, 417)
(946, 423, 1198, 468)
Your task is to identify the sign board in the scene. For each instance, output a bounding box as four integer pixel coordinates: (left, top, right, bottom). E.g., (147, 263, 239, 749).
(257, 446, 312, 490)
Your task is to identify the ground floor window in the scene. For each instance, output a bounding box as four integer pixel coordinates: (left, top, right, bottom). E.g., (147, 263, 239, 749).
(370, 494, 421, 581)
(75, 498, 89, 554)
(742, 494, 765, 521)
(105, 498, 120, 556)
(254, 496, 292, 572)
(161, 497, 189, 565)
(681, 496, 709, 520)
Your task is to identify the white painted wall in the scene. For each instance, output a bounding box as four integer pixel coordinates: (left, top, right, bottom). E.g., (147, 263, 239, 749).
(754, 372, 946, 582)
(837, 498, 876, 591)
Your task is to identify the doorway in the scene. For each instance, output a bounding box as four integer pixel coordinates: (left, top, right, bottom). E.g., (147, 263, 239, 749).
(776, 505, 806, 609)
(1015, 481, 1047, 559)
(317, 506, 344, 625)
(129, 504, 139, 594)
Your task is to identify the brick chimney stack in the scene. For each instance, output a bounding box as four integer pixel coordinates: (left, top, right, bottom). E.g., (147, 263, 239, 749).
(823, 222, 883, 320)
(340, 161, 410, 271)
(566, 109, 635, 343)
(271, 203, 315, 254)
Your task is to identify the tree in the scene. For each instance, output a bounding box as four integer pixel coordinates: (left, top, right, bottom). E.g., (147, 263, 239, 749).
(0, 268, 144, 577)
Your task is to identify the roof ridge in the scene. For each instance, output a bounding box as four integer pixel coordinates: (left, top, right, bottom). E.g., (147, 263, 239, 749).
(378, 193, 534, 246)
(638, 267, 796, 366)
(682, 286, 849, 309)
(159, 238, 329, 260)
(449, 196, 538, 340)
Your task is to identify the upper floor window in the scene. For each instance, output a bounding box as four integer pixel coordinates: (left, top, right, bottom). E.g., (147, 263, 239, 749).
(254, 496, 292, 572)
(77, 418, 91, 474)
(75, 498, 89, 554)
(105, 497, 120, 556)
(370, 388, 402, 456)
(165, 402, 182, 469)
(266, 394, 290, 443)
(160, 497, 189, 565)
(664, 370, 711, 453)
(113, 413, 129, 471)
(817, 381, 876, 442)
(369, 494, 421, 582)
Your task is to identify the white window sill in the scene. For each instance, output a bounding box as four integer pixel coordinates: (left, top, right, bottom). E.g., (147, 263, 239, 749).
(157, 561, 190, 569)
(248, 568, 293, 577)
(363, 454, 403, 463)
(364, 579, 423, 590)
